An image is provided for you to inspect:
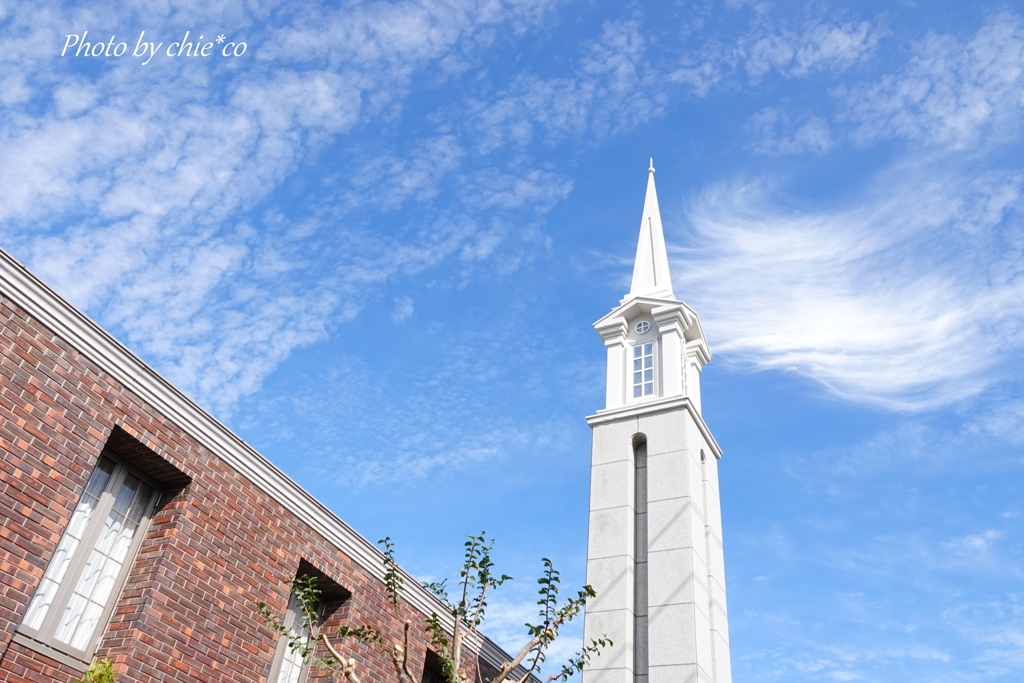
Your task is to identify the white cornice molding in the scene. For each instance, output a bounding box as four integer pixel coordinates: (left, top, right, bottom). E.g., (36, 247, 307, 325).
(595, 317, 628, 344)
(597, 295, 700, 331)
(586, 396, 723, 459)
(0, 247, 519, 672)
(686, 342, 712, 367)
(595, 295, 713, 363)
(651, 305, 687, 336)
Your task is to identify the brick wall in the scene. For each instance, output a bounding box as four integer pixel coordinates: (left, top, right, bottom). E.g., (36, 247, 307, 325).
(0, 293, 481, 683)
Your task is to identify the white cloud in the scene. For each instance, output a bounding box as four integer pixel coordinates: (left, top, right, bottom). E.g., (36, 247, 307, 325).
(260, 0, 556, 70)
(234, 288, 604, 484)
(740, 17, 887, 82)
(674, 160, 1024, 410)
(337, 135, 467, 212)
(666, 50, 726, 97)
(239, 334, 582, 485)
(468, 10, 889, 149)
(670, 13, 887, 96)
(821, 526, 1003, 582)
(462, 18, 663, 151)
(0, 0, 564, 414)
(463, 167, 574, 212)
(945, 530, 1003, 554)
(745, 107, 835, 154)
(392, 295, 415, 323)
(942, 594, 1024, 672)
(837, 12, 1024, 149)
(966, 401, 1024, 445)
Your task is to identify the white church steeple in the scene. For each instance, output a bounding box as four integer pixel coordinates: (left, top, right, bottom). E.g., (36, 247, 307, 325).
(583, 162, 732, 683)
(592, 160, 711, 414)
(629, 160, 674, 300)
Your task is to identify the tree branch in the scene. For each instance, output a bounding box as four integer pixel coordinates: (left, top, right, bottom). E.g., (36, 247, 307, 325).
(469, 582, 489, 633)
(451, 610, 465, 682)
(402, 620, 413, 681)
(488, 631, 546, 683)
(318, 632, 363, 683)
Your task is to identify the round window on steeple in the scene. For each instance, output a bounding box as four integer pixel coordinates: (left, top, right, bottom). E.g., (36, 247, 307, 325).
(635, 321, 650, 334)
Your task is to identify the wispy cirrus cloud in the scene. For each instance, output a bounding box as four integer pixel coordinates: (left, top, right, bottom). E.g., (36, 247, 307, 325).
(673, 161, 1024, 410)
(695, 16, 1024, 409)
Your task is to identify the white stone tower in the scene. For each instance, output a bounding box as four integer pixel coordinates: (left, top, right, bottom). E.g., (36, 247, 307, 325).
(582, 161, 731, 683)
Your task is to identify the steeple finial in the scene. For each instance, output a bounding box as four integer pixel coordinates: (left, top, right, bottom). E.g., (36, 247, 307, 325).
(628, 160, 675, 299)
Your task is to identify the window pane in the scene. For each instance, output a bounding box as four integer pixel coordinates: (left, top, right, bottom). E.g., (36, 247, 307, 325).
(22, 578, 59, 630)
(22, 458, 114, 631)
(275, 595, 312, 683)
(54, 477, 152, 651)
(632, 342, 656, 399)
(54, 593, 86, 643)
(75, 549, 105, 598)
(66, 505, 93, 541)
(70, 601, 104, 650)
(90, 557, 122, 605)
(96, 515, 123, 555)
(112, 476, 140, 515)
(47, 537, 80, 584)
(85, 458, 116, 497)
(126, 495, 149, 524)
(111, 521, 138, 563)
(279, 646, 305, 683)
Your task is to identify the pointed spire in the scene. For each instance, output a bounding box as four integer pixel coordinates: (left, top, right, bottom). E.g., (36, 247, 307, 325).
(628, 159, 675, 299)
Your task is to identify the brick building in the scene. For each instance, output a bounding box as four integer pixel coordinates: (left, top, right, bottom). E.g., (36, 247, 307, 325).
(0, 246, 512, 682)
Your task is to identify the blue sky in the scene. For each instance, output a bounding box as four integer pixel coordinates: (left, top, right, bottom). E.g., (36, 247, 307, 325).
(3, 0, 1024, 680)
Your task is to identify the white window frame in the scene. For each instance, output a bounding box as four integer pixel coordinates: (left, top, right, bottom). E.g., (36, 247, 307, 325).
(18, 449, 159, 661)
(631, 341, 656, 399)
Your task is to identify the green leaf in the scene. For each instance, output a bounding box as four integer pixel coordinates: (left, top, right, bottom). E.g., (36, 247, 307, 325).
(75, 660, 117, 683)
